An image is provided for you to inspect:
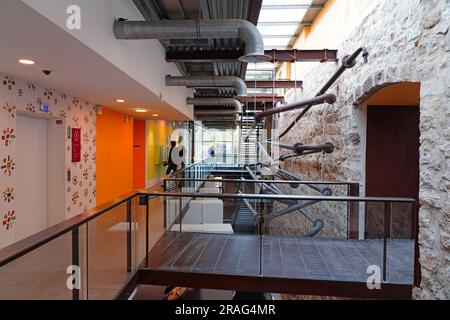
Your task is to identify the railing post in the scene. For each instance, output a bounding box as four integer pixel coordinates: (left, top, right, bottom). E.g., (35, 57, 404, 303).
(139, 194, 150, 268)
(347, 183, 360, 239)
(383, 201, 391, 282)
(163, 180, 167, 229)
(71, 227, 80, 300)
(126, 199, 132, 273)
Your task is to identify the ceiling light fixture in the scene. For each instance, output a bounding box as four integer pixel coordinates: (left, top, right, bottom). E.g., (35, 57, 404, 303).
(116, 99, 125, 103)
(152, 114, 159, 117)
(18, 59, 35, 65)
(133, 108, 150, 113)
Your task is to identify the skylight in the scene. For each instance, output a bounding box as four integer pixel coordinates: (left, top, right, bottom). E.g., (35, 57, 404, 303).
(257, 0, 312, 50)
(245, 0, 314, 82)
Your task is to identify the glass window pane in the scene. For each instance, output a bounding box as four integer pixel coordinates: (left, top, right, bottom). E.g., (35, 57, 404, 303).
(258, 24, 299, 36)
(263, 37, 292, 48)
(263, 0, 312, 5)
(259, 9, 308, 23)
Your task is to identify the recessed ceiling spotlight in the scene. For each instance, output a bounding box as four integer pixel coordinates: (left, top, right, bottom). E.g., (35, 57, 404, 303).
(18, 59, 35, 65)
(152, 114, 159, 117)
(133, 108, 150, 113)
(116, 99, 125, 103)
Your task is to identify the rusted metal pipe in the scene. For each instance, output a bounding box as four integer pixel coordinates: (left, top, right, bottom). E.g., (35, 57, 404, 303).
(244, 93, 336, 142)
(254, 93, 336, 123)
(279, 47, 368, 138)
(293, 142, 335, 154)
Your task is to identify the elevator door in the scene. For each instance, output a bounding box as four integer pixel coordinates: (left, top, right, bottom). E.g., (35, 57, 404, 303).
(16, 114, 48, 240)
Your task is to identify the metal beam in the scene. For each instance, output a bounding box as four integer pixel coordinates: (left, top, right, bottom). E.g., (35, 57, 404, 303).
(261, 4, 324, 10)
(245, 80, 302, 89)
(166, 49, 337, 63)
(238, 95, 285, 103)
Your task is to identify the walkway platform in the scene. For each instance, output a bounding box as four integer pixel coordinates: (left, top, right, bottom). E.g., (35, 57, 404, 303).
(138, 232, 414, 299)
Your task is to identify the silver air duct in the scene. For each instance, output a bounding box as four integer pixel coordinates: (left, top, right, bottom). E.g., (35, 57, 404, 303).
(187, 97, 243, 114)
(166, 75, 247, 97)
(113, 19, 270, 63)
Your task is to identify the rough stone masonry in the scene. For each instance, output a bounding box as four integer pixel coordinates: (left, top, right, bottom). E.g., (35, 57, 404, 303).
(277, 0, 449, 299)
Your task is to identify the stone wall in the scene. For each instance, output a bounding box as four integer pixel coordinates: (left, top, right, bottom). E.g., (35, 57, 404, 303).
(278, 0, 449, 299)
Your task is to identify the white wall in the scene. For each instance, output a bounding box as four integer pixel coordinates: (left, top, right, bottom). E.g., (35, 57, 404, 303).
(22, 0, 192, 118)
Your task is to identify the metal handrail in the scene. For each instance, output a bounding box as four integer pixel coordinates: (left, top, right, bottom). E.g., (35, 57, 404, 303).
(165, 157, 211, 178)
(162, 177, 358, 186)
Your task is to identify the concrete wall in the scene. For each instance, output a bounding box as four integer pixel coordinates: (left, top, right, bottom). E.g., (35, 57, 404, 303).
(278, 0, 449, 299)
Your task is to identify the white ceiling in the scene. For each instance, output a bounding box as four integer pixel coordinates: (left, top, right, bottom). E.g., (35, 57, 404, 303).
(0, 0, 191, 120)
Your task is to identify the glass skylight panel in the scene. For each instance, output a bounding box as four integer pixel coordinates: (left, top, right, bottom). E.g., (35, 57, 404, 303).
(263, 0, 312, 5)
(263, 37, 292, 48)
(258, 8, 308, 23)
(257, 24, 299, 36)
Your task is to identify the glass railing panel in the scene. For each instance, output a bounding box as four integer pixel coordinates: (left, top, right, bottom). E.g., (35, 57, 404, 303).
(86, 201, 134, 300)
(0, 231, 74, 300)
(386, 202, 415, 285)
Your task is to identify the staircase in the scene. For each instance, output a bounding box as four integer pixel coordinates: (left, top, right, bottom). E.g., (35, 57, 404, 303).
(239, 115, 263, 166)
(232, 202, 259, 234)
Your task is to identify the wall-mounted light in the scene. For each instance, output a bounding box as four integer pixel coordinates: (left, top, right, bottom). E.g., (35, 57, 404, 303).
(152, 114, 159, 117)
(18, 59, 36, 65)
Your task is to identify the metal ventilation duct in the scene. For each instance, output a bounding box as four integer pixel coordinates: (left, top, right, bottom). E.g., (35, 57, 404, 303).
(166, 75, 247, 97)
(113, 19, 270, 63)
(186, 97, 243, 114)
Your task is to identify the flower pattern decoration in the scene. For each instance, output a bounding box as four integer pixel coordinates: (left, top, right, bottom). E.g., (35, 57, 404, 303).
(26, 103, 36, 113)
(3, 77, 15, 90)
(59, 110, 66, 118)
(72, 115, 80, 126)
(44, 89, 53, 100)
(1, 156, 15, 176)
(3, 187, 14, 203)
(27, 83, 36, 91)
(2, 211, 16, 230)
(2, 102, 16, 118)
(0, 76, 97, 221)
(83, 169, 89, 180)
(72, 192, 79, 205)
(1, 128, 16, 146)
(83, 132, 89, 144)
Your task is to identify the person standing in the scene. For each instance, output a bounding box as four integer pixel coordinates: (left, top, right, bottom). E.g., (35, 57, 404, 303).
(165, 140, 178, 175)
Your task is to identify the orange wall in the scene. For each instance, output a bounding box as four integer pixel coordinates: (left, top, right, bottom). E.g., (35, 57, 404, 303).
(133, 120, 146, 189)
(365, 83, 421, 106)
(96, 108, 134, 205)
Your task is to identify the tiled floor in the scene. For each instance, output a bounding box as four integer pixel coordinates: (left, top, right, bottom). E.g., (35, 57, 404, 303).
(0, 186, 167, 300)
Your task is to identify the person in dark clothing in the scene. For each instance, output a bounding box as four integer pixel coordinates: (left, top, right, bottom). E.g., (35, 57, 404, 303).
(165, 141, 178, 175)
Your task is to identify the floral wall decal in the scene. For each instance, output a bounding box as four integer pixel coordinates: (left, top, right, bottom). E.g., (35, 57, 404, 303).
(2, 102, 16, 118)
(2, 211, 15, 230)
(0, 74, 97, 248)
(1, 128, 15, 146)
(3, 187, 14, 203)
(2, 77, 15, 90)
(1, 156, 15, 176)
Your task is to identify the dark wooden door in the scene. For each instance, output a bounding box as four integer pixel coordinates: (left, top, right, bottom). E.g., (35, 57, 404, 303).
(365, 105, 420, 238)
